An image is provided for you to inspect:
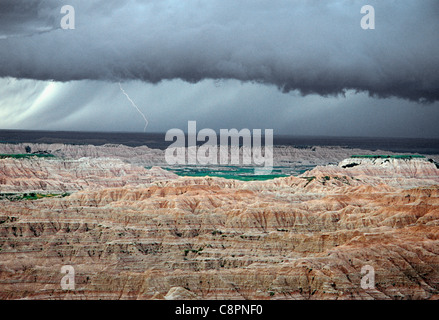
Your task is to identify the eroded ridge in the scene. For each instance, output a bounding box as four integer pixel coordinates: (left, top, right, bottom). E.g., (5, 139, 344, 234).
(0, 148, 438, 300)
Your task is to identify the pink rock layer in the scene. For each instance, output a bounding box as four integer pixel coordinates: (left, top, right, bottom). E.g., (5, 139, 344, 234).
(0, 149, 438, 300)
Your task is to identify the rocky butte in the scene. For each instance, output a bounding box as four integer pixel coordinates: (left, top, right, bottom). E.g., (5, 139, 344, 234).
(0, 144, 438, 300)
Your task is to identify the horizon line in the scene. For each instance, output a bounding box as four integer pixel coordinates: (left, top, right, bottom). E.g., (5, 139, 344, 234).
(0, 128, 438, 141)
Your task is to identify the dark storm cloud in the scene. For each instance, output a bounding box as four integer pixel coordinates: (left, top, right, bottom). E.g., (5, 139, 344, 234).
(0, 0, 58, 37)
(0, 0, 438, 102)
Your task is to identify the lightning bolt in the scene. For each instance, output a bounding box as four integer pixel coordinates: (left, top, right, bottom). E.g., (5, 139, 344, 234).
(119, 82, 148, 132)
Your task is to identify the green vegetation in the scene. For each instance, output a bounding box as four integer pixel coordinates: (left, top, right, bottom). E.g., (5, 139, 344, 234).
(302, 176, 316, 187)
(0, 153, 55, 159)
(333, 176, 351, 185)
(0, 193, 70, 201)
(321, 176, 331, 185)
(351, 155, 425, 159)
(184, 247, 204, 256)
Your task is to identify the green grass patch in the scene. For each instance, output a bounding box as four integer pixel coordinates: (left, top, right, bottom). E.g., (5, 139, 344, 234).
(0, 153, 55, 159)
(0, 192, 70, 201)
(302, 176, 316, 187)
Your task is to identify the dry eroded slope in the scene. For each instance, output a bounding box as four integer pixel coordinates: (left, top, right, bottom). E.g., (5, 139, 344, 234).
(0, 150, 439, 299)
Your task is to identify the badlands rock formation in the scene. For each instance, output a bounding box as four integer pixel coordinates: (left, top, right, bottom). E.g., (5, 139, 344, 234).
(0, 157, 176, 193)
(2, 142, 437, 167)
(308, 157, 439, 189)
(0, 143, 166, 166)
(0, 144, 438, 300)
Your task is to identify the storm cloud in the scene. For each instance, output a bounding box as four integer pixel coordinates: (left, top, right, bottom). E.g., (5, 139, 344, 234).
(0, 0, 438, 102)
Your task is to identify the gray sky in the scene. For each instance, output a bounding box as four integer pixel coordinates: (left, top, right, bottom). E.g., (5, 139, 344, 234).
(0, 0, 438, 137)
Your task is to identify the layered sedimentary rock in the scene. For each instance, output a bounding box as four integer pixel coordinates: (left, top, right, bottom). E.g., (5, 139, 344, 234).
(0, 157, 177, 193)
(306, 157, 439, 189)
(0, 143, 166, 166)
(0, 148, 438, 300)
(338, 157, 439, 178)
(2, 143, 437, 167)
